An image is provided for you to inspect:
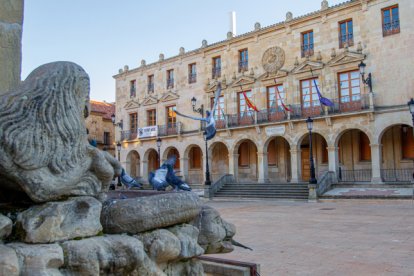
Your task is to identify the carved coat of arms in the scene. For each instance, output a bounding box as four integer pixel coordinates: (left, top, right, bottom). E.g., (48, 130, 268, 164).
(261, 46, 285, 74)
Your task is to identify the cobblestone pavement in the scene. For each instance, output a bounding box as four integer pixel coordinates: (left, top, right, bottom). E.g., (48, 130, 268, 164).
(205, 199, 414, 276)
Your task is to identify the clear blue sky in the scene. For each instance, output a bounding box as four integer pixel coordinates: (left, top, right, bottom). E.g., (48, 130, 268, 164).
(22, 0, 344, 102)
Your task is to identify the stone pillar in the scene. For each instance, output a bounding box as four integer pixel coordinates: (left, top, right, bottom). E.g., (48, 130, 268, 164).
(257, 152, 268, 183)
(290, 148, 301, 183)
(141, 160, 148, 182)
(370, 143, 383, 183)
(228, 153, 239, 181)
(0, 0, 24, 94)
(181, 157, 189, 182)
(327, 146, 339, 175)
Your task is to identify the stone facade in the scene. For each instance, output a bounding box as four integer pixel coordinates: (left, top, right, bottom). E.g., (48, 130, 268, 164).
(85, 100, 116, 156)
(114, 0, 414, 186)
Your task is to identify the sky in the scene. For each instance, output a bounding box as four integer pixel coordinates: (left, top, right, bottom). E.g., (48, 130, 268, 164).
(22, 0, 345, 102)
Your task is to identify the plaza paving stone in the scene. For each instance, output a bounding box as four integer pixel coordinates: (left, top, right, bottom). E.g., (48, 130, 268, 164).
(205, 199, 414, 276)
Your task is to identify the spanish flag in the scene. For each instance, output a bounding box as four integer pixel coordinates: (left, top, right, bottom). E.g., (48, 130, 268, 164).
(242, 91, 259, 112)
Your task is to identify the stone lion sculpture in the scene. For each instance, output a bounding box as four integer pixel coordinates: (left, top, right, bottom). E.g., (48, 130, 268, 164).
(0, 61, 122, 202)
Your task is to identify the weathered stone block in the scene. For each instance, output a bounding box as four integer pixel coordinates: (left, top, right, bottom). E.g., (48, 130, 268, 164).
(0, 244, 19, 276)
(0, 213, 12, 239)
(15, 196, 102, 243)
(101, 192, 202, 234)
(137, 229, 181, 263)
(168, 224, 204, 259)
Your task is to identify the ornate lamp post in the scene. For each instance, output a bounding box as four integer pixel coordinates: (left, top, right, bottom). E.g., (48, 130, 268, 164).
(203, 131, 211, 186)
(306, 117, 317, 184)
(358, 61, 373, 93)
(116, 141, 122, 187)
(111, 113, 123, 129)
(156, 137, 162, 167)
(191, 97, 204, 129)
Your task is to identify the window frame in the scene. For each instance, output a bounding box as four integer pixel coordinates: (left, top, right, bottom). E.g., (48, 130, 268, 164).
(382, 5, 400, 37)
(166, 105, 177, 127)
(338, 19, 354, 48)
(212, 56, 221, 79)
(147, 109, 156, 127)
(147, 74, 154, 93)
(130, 80, 136, 98)
(129, 112, 138, 133)
(167, 69, 174, 89)
(301, 30, 314, 57)
(188, 63, 197, 84)
(338, 70, 361, 103)
(238, 48, 248, 72)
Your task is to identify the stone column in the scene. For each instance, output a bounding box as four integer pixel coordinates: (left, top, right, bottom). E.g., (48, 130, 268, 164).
(290, 148, 300, 183)
(370, 143, 383, 183)
(181, 157, 189, 182)
(327, 146, 339, 175)
(228, 153, 239, 181)
(0, 0, 24, 94)
(141, 160, 148, 182)
(257, 152, 268, 183)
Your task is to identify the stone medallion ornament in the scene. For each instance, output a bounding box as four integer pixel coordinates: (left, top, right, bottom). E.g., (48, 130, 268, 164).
(262, 46, 285, 74)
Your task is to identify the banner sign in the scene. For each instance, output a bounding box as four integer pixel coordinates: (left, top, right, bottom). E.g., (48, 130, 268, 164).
(138, 126, 158, 138)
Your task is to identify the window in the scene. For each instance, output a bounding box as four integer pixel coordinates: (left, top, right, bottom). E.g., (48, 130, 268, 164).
(301, 30, 314, 57)
(129, 113, 138, 133)
(189, 147, 202, 169)
(339, 19, 353, 48)
(130, 80, 136, 98)
(339, 70, 360, 102)
(147, 109, 156, 126)
(103, 132, 110, 145)
(238, 90, 255, 116)
(212, 56, 221, 79)
(210, 95, 225, 120)
(382, 5, 400, 36)
(148, 75, 154, 93)
(166, 105, 176, 127)
(267, 84, 286, 111)
(301, 78, 320, 108)
(239, 49, 248, 72)
(401, 126, 414, 159)
(167, 69, 174, 89)
(188, 63, 197, 84)
(267, 141, 277, 166)
(359, 132, 371, 161)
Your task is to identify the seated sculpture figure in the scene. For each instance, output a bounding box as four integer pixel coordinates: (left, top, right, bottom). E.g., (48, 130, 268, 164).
(148, 156, 191, 191)
(0, 61, 122, 203)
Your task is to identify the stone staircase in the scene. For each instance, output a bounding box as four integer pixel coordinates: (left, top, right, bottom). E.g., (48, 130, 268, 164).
(213, 182, 309, 200)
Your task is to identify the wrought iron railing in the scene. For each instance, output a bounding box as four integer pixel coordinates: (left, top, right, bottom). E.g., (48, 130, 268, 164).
(339, 33, 354, 48)
(328, 94, 370, 114)
(383, 20, 400, 36)
(121, 130, 137, 141)
(338, 168, 372, 182)
(226, 113, 255, 127)
(301, 43, 314, 57)
(167, 79, 174, 89)
(158, 123, 178, 137)
(212, 67, 221, 79)
(238, 60, 248, 72)
(256, 108, 287, 124)
(381, 169, 414, 182)
(188, 73, 197, 84)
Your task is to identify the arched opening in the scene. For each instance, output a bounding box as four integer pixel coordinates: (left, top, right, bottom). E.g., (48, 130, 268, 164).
(147, 149, 159, 174)
(126, 150, 140, 178)
(211, 142, 229, 181)
(299, 133, 328, 181)
(187, 146, 203, 184)
(237, 140, 258, 182)
(266, 137, 291, 182)
(165, 147, 180, 171)
(336, 129, 372, 182)
(380, 124, 414, 182)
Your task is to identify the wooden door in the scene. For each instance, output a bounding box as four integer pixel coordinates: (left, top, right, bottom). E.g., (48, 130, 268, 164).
(301, 148, 310, 181)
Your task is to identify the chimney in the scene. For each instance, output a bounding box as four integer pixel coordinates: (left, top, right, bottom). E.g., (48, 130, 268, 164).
(229, 11, 236, 37)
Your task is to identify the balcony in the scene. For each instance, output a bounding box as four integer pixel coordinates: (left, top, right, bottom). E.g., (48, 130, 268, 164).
(167, 79, 174, 89)
(301, 44, 314, 58)
(121, 130, 137, 141)
(212, 67, 221, 79)
(238, 60, 248, 73)
(147, 83, 154, 93)
(158, 123, 178, 137)
(188, 73, 197, 84)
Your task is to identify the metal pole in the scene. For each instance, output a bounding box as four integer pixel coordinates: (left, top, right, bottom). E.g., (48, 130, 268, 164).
(205, 137, 211, 186)
(157, 146, 161, 167)
(309, 129, 317, 184)
(117, 148, 122, 187)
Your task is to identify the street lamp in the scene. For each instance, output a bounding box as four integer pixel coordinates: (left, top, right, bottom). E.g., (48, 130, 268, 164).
(306, 117, 317, 184)
(203, 131, 211, 186)
(111, 113, 123, 129)
(191, 97, 204, 129)
(408, 98, 414, 181)
(156, 137, 162, 167)
(116, 141, 122, 187)
(358, 61, 373, 93)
